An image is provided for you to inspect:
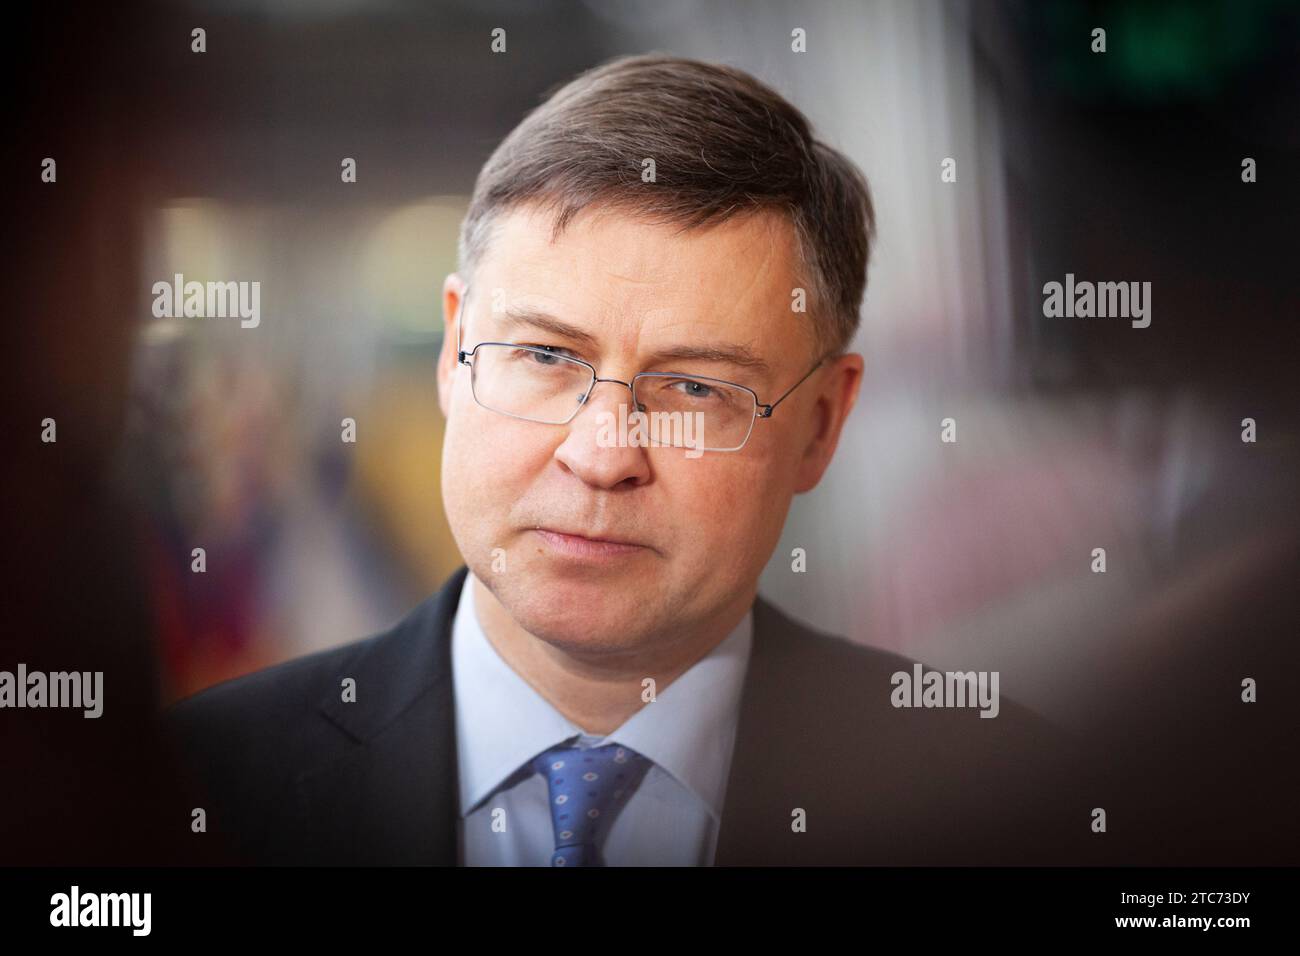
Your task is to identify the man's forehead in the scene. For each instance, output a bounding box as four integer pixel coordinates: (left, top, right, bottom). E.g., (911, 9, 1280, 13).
(479, 201, 803, 308)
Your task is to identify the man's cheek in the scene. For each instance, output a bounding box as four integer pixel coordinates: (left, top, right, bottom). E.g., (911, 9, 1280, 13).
(676, 478, 749, 553)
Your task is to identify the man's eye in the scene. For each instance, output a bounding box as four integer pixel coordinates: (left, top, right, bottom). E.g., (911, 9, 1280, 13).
(667, 378, 721, 402)
(673, 380, 712, 397)
(513, 344, 574, 364)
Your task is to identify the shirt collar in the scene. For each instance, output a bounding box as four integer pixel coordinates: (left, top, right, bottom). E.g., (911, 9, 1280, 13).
(452, 570, 753, 822)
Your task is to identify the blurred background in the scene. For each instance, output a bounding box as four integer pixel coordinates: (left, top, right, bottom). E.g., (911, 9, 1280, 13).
(7, 0, 1298, 863)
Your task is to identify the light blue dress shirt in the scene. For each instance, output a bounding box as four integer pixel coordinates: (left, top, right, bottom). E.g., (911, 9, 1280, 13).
(451, 570, 754, 866)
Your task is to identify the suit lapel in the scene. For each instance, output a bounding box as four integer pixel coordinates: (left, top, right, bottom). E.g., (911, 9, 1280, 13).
(292, 566, 468, 865)
(714, 594, 818, 866)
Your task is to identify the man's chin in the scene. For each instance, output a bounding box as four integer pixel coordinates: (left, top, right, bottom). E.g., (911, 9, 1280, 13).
(512, 598, 644, 642)
(499, 576, 660, 651)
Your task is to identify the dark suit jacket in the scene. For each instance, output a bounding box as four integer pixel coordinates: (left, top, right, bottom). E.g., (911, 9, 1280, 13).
(162, 565, 1097, 865)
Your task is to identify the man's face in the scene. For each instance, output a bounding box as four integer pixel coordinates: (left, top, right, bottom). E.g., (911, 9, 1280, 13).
(437, 202, 861, 656)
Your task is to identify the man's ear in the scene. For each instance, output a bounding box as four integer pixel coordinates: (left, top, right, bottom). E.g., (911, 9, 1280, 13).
(437, 275, 468, 419)
(793, 352, 864, 494)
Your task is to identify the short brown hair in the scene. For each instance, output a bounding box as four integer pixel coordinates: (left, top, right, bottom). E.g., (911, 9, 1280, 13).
(458, 52, 876, 357)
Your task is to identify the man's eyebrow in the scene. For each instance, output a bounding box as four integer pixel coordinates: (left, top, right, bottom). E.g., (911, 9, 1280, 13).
(645, 343, 770, 373)
(498, 305, 771, 374)
(498, 307, 600, 349)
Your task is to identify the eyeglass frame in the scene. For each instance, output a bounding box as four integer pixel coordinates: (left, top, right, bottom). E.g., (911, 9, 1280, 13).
(453, 284, 832, 451)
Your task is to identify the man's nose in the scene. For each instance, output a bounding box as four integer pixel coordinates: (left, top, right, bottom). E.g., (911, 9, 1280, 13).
(552, 379, 651, 489)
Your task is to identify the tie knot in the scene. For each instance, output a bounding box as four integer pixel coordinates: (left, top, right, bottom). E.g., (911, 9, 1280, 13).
(532, 742, 652, 866)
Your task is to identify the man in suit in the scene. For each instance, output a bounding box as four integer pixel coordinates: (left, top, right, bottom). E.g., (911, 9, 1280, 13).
(164, 53, 1091, 866)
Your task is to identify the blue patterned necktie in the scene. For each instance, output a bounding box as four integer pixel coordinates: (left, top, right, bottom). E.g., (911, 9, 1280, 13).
(532, 741, 652, 867)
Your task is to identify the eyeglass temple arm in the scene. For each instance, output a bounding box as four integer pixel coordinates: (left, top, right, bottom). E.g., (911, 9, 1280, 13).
(756, 355, 829, 418)
(455, 285, 471, 363)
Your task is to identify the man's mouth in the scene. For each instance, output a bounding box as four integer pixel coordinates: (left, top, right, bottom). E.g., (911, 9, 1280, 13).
(532, 527, 650, 559)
